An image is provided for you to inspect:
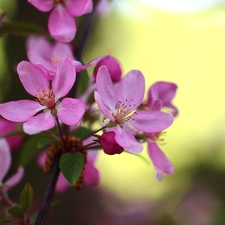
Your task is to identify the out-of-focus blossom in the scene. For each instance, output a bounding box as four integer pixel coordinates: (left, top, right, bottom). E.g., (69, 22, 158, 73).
(27, 36, 109, 80)
(94, 66, 174, 154)
(144, 81, 178, 180)
(96, 0, 111, 15)
(146, 81, 178, 116)
(0, 139, 24, 191)
(28, 0, 93, 42)
(0, 58, 85, 135)
(0, 118, 23, 151)
(93, 55, 122, 83)
(99, 131, 124, 155)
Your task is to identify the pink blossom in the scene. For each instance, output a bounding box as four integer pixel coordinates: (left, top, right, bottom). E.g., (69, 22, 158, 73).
(94, 66, 174, 154)
(0, 58, 85, 135)
(144, 81, 178, 180)
(99, 131, 124, 155)
(0, 139, 24, 190)
(27, 36, 109, 80)
(146, 81, 178, 116)
(28, 0, 93, 42)
(0, 118, 23, 151)
(38, 148, 99, 192)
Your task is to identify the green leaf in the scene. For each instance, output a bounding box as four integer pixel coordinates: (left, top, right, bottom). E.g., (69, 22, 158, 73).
(0, 219, 10, 225)
(7, 205, 24, 219)
(37, 138, 52, 149)
(30, 212, 38, 225)
(59, 152, 84, 186)
(76, 69, 89, 97)
(20, 183, 33, 213)
(19, 133, 47, 166)
(74, 127, 93, 139)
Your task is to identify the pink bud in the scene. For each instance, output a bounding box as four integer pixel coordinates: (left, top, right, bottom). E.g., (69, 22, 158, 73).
(99, 131, 124, 155)
(93, 56, 122, 82)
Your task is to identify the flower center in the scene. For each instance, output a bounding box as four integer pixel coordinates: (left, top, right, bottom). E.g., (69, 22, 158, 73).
(51, 54, 73, 65)
(54, 0, 66, 7)
(36, 87, 56, 109)
(54, 0, 64, 4)
(147, 132, 166, 145)
(113, 99, 137, 125)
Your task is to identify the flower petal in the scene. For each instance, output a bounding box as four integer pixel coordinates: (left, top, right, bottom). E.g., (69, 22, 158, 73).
(0, 139, 11, 183)
(48, 5, 76, 42)
(27, 52, 55, 79)
(94, 92, 114, 121)
(116, 70, 145, 109)
(65, 0, 93, 16)
(114, 126, 143, 154)
(149, 82, 177, 105)
(52, 57, 76, 100)
(23, 111, 55, 135)
(26, 36, 52, 62)
(95, 65, 117, 112)
(76, 55, 110, 72)
(17, 61, 50, 97)
(0, 118, 23, 151)
(0, 100, 46, 122)
(151, 99, 163, 111)
(55, 173, 70, 193)
(147, 141, 173, 181)
(4, 167, 24, 191)
(51, 42, 75, 66)
(131, 110, 174, 133)
(56, 98, 85, 126)
(28, 0, 53, 12)
(147, 81, 178, 116)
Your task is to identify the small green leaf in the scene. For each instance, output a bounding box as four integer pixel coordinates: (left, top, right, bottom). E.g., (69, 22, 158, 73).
(0, 219, 10, 225)
(30, 212, 38, 225)
(7, 205, 24, 219)
(20, 183, 33, 213)
(59, 152, 84, 186)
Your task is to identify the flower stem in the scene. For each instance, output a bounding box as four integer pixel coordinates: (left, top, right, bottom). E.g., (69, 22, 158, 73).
(0, 191, 12, 207)
(55, 117, 67, 153)
(34, 151, 60, 225)
(0, 21, 51, 38)
(34, 2, 100, 225)
(81, 126, 106, 141)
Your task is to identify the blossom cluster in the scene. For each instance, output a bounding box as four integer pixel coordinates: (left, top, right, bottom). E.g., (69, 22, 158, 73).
(0, 1, 178, 223)
(0, 36, 178, 185)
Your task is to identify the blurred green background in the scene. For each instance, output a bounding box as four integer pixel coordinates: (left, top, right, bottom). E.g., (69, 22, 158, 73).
(1, 0, 225, 224)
